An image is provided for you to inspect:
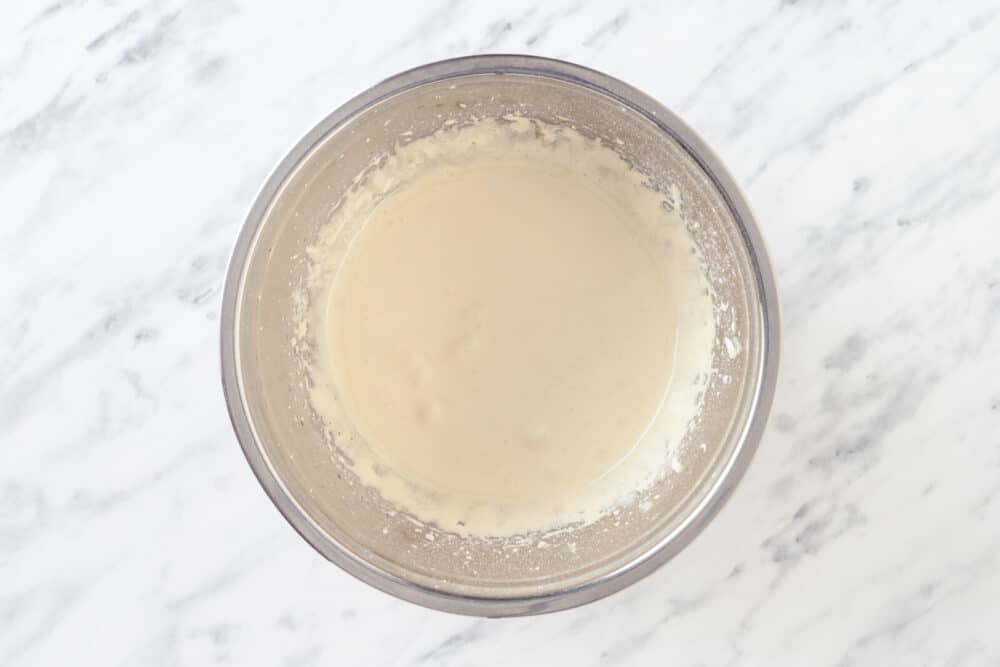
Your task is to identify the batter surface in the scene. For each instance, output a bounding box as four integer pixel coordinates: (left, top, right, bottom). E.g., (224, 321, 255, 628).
(302, 117, 715, 536)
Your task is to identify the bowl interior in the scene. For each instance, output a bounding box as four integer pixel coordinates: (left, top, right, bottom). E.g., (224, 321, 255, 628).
(231, 69, 767, 604)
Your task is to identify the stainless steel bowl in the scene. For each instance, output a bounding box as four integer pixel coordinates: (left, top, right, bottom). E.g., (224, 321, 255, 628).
(221, 55, 780, 616)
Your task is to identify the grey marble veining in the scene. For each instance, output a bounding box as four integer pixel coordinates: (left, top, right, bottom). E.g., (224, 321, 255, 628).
(2, 0, 999, 665)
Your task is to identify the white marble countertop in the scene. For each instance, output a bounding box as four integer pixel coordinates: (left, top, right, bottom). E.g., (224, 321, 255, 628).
(3, 1, 1000, 664)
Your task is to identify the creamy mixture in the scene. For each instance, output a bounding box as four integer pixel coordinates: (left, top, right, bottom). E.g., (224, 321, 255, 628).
(301, 117, 716, 536)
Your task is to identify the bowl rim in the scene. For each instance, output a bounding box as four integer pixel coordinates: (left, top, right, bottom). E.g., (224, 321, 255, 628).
(220, 54, 781, 617)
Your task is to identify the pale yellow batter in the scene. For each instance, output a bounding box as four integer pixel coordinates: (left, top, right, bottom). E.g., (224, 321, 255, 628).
(302, 117, 715, 536)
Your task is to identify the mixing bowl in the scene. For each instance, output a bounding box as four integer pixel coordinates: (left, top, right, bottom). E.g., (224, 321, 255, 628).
(221, 55, 780, 616)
